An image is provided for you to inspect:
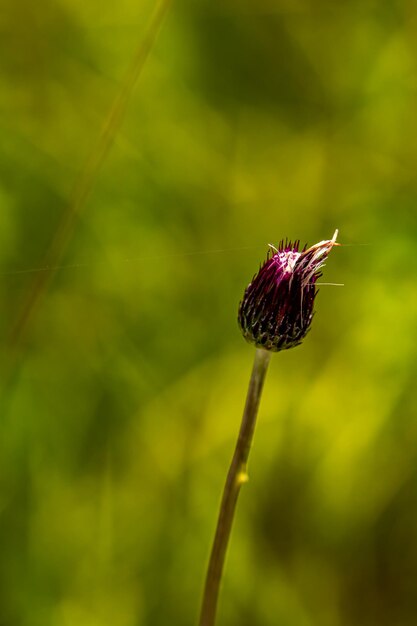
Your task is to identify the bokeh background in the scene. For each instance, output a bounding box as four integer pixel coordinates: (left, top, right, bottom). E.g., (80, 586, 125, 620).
(1, 1, 417, 625)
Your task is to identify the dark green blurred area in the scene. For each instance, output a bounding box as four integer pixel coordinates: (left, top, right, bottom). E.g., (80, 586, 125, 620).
(1, 1, 417, 624)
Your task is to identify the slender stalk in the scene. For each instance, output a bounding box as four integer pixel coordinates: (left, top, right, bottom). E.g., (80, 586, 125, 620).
(199, 347, 271, 626)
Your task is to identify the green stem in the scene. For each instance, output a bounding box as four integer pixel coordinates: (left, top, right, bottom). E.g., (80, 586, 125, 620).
(199, 347, 271, 626)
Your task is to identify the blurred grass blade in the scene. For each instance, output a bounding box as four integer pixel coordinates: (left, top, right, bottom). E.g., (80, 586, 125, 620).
(7, 0, 172, 356)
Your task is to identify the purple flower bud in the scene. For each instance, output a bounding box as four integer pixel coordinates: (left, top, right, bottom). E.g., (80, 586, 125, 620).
(238, 230, 339, 352)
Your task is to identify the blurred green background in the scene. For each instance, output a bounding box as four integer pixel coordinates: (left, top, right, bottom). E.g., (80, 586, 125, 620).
(1, 1, 417, 625)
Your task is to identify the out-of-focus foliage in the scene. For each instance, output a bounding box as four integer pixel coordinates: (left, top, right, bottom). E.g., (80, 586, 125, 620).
(1, 1, 417, 625)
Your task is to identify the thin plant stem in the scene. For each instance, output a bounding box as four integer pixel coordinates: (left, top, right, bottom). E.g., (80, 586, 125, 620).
(199, 347, 272, 626)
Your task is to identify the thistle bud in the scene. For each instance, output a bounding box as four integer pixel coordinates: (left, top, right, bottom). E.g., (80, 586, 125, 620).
(238, 230, 338, 352)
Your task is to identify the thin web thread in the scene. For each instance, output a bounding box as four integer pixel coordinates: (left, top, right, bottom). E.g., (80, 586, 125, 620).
(2, 241, 366, 278)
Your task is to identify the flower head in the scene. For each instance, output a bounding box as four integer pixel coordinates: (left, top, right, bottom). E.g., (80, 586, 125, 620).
(238, 230, 339, 352)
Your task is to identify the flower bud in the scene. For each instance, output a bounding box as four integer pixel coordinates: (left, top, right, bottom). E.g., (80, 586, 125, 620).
(238, 230, 338, 351)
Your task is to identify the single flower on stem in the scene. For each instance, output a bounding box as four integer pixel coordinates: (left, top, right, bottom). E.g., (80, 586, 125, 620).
(198, 229, 339, 626)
